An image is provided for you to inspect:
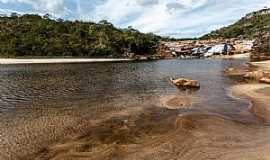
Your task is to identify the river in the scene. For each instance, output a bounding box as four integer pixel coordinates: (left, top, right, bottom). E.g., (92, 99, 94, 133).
(0, 59, 260, 160)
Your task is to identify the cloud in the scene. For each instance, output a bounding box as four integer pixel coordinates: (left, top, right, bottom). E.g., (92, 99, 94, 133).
(0, 0, 67, 16)
(88, 0, 269, 38)
(0, 8, 21, 15)
(136, 0, 159, 6)
(1, 0, 270, 38)
(166, 2, 186, 11)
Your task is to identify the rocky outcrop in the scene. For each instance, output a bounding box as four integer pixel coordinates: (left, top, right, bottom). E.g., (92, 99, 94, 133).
(170, 78, 200, 89)
(156, 43, 174, 59)
(243, 70, 270, 84)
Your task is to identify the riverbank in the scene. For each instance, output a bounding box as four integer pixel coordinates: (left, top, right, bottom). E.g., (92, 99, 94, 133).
(232, 84, 270, 123)
(0, 53, 251, 65)
(249, 60, 270, 70)
(231, 60, 270, 123)
(0, 58, 133, 64)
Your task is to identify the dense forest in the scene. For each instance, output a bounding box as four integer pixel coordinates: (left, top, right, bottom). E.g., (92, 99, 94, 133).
(202, 9, 270, 39)
(0, 13, 161, 58)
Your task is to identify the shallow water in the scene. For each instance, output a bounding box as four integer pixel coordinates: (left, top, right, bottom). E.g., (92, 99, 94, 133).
(0, 59, 259, 159)
(0, 59, 253, 118)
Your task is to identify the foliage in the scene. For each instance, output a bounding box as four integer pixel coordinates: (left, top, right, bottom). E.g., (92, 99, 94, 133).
(0, 14, 160, 57)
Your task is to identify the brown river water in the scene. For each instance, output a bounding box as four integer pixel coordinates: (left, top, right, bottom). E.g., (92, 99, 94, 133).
(0, 59, 265, 160)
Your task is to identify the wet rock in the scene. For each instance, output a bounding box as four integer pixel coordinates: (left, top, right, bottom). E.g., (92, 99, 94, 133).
(244, 71, 265, 80)
(244, 70, 270, 80)
(170, 78, 200, 89)
(224, 67, 246, 77)
(260, 77, 270, 84)
(226, 67, 236, 72)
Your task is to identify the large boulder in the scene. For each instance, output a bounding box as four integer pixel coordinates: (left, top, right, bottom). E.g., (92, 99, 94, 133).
(170, 78, 200, 89)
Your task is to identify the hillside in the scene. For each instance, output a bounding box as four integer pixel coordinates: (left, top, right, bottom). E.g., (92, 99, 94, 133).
(0, 14, 160, 58)
(202, 8, 270, 39)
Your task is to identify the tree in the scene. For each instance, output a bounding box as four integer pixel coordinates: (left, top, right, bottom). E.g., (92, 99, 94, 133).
(0, 14, 160, 57)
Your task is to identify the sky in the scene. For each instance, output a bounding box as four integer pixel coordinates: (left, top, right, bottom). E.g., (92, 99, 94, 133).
(0, 0, 270, 38)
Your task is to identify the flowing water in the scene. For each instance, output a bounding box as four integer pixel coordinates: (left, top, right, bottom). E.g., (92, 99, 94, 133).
(0, 59, 260, 160)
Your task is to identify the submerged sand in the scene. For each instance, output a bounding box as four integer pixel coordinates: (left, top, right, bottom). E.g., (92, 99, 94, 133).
(0, 58, 132, 64)
(160, 95, 193, 110)
(2, 84, 270, 160)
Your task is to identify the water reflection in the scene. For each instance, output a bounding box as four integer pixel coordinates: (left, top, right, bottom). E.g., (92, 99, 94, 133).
(0, 59, 252, 119)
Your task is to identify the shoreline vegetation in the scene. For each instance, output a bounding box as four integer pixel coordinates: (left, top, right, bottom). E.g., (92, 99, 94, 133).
(0, 14, 160, 58)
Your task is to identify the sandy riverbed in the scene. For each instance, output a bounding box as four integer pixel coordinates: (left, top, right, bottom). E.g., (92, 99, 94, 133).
(22, 85, 270, 160)
(0, 58, 133, 64)
(20, 83, 270, 160)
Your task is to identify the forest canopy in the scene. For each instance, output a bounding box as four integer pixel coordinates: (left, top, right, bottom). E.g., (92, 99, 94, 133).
(0, 14, 161, 57)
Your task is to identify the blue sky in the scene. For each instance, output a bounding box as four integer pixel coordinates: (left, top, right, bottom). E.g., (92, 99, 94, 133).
(0, 0, 270, 38)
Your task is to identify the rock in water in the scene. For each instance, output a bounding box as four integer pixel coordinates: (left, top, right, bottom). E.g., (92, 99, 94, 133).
(260, 77, 270, 84)
(170, 78, 200, 89)
(244, 71, 270, 80)
(244, 71, 265, 80)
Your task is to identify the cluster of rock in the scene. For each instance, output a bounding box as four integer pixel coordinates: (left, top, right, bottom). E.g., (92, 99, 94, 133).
(161, 38, 254, 58)
(170, 78, 200, 89)
(122, 52, 161, 61)
(156, 43, 175, 59)
(225, 66, 270, 84)
(243, 70, 270, 84)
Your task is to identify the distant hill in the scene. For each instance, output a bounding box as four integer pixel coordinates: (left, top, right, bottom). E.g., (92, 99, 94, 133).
(201, 8, 270, 39)
(0, 14, 160, 58)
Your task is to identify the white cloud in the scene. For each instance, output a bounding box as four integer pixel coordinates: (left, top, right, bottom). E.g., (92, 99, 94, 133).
(0, 0, 67, 16)
(0, 8, 22, 15)
(89, 0, 210, 32)
(1, 0, 270, 37)
(88, 0, 270, 38)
